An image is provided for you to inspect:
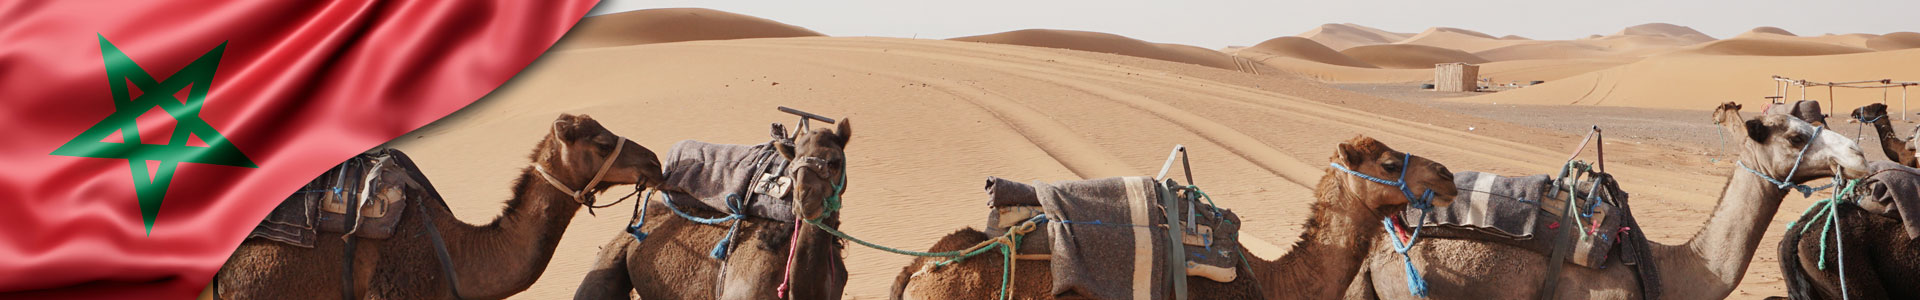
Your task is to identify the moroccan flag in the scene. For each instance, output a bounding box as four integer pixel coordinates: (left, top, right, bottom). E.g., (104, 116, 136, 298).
(0, 1, 598, 298)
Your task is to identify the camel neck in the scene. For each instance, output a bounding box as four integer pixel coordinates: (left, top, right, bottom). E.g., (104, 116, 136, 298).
(1657, 166, 1789, 299)
(1257, 175, 1382, 300)
(1869, 118, 1908, 159)
(439, 163, 584, 299)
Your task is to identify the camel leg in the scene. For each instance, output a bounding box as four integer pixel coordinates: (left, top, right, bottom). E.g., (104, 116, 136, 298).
(576, 233, 638, 300)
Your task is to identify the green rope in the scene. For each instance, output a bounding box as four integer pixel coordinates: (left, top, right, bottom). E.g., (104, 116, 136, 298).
(1787, 178, 1861, 271)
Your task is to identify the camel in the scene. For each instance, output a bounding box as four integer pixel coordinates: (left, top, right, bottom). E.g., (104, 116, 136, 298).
(574, 120, 854, 300)
(1848, 103, 1918, 167)
(215, 114, 666, 299)
(1343, 102, 1871, 300)
(890, 136, 1461, 300)
(1775, 163, 1920, 299)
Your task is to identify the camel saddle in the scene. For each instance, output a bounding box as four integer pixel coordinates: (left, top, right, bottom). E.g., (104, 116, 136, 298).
(1401, 171, 1662, 300)
(983, 176, 1245, 300)
(1856, 161, 1920, 238)
(657, 139, 797, 222)
(247, 148, 421, 248)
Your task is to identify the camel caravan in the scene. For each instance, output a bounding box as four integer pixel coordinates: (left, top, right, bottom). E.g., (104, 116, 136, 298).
(209, 103, 1920, 299)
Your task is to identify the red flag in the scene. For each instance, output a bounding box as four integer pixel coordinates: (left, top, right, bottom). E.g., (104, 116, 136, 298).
(0, 1, 597, 298)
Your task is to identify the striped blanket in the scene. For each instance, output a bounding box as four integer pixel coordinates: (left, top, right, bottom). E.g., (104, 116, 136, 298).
(987, 176, 1244, 300)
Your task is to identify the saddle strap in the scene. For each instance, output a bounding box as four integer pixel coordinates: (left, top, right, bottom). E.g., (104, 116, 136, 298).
(1535, 194, 1576, 300)
(340, 171, 360, 300)
(421, 199, 467, 300)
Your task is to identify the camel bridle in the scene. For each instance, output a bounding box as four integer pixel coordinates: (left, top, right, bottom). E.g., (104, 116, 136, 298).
(532, 123, 632, 209)
(777, 154, 848, 299)
(1737, 124, 1833, 197)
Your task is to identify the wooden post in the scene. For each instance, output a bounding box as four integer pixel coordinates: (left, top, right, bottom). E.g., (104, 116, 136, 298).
(1905, 85, 1910, 122)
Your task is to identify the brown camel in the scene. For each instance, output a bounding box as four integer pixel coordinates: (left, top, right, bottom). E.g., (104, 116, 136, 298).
(1848, 103, 1917, 167)
(574, 120, 854, 300)
(1775, 164, 1920, 299)
(889, 136, 1460, 300)
(214, 114, 665, 300)
(1344, 102, 1871, 300)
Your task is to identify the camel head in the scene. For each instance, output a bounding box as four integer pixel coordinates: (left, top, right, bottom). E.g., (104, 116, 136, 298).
(534, 114, 665, 205)
(1850, 103, 1890, 124)
(1729, 112, 1870, 182)
(775, 119, 853, 222)
(1329, 136, 1459, 212)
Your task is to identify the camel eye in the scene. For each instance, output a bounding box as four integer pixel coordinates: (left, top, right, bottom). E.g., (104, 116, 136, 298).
(1785, 132, 1809, 146)
(1382, 161, 1403, 173)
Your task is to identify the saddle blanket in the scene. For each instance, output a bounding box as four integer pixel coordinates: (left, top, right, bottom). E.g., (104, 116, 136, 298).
(658, 140, 797, 222)
(1858, 161, 1920, 238)
(249, 148, 420, 247)
(986, 176, 1243, 300)
(1402, 171, 1627, 268)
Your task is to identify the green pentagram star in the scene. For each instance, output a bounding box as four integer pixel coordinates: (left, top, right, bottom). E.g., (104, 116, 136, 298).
(50, 34, 257, 234)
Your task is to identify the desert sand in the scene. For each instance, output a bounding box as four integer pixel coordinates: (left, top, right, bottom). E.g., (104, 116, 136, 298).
(1297, 23, 1413, 51)
(949, 29, 1262, 72)
(557, 8, 823, 49)
(352, 8, 1920, 299)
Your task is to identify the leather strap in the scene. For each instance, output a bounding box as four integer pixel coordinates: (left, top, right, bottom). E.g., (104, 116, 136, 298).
(421, 198, 467, 300)
(532, 136, 627, 205)
(1535, 184, 1579, 300)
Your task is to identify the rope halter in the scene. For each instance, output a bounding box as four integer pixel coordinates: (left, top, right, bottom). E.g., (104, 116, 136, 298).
(1328, 152, 1438, 210)
(1736, 125, 1831, 197)
(781, 154, 849, 299)
(531, 123, 631, 208)
(1330, 151, 1439, 297)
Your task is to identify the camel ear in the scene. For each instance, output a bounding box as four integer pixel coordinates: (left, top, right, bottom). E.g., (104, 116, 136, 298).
(1336, 141, 1367, 167)
(1745, 119, 1771, 144)
(834, 118, 852, 147)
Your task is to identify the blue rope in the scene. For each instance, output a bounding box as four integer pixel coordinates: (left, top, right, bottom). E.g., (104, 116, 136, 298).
(1383, 210, 1432, 297)
(1328, 152, 1438, 210)
(1333, 151, 1438, 297)
(1737, 126, 1831, 197)
(647, 192, 749, 259)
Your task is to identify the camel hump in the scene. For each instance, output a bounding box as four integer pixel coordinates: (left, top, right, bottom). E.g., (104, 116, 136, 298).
(248, 148, 422, 247)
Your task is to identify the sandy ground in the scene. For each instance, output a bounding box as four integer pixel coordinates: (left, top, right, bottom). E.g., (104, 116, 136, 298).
(254, 8, 1920, 299)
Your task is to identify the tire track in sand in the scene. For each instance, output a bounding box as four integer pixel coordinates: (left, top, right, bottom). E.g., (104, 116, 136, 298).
(729, 49, 1139, 180)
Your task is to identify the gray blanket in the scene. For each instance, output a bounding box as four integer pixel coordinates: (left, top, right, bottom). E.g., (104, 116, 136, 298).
(1025, 176, 1242, 300)
(1407, 171, 1551, 239)
(1403, 171, 1626, 268)
(1859, 161, 1920, 238)
(658, 140, 795, 222)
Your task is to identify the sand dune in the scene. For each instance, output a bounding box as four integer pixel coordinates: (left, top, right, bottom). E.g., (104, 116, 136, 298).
(1394, 27, 1537, 53)
(1868, 32, 1920, 50)
(1614, 23, 1717, 44)
(950, 29, 1249, 70)
(1341, 44, 1491, 68)
(1241, 36, 1378, 68)
(1742, 26, 1797, 37)
(1298, 23, 1412, 50)
(558, 8, 823, 49)
(1499, 35, 1532, 40)
(1676, 38, 1874, 56)
(1455, 48, 1920, 109)
(1475, 42, 1615, 61)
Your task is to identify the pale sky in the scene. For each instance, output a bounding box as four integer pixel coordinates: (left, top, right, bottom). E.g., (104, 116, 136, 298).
(590, 0, 1918, 49)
